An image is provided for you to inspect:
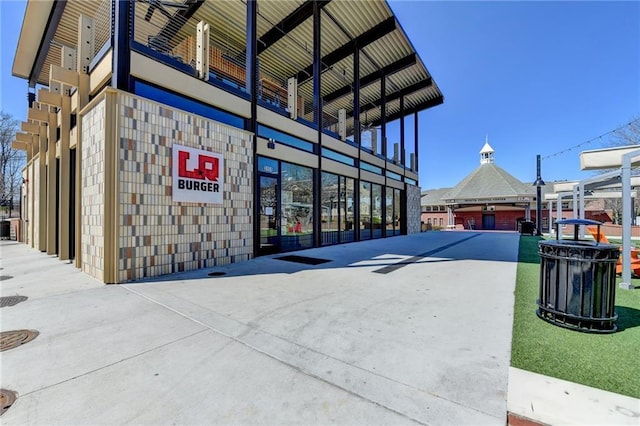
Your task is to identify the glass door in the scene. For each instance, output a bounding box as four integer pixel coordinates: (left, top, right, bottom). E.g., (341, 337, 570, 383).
(259, 174, 280, 255)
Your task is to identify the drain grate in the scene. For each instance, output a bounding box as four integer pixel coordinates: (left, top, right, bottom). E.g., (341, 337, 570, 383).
(0, 296, 28, 308)
(208, 271, 227, 277)
(0, 389, 17, 416)
(0, 330, 39, 352)
(275, 255, 331, 265)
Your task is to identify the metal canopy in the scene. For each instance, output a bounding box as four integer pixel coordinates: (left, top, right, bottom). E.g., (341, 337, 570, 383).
(257, 0, 332, 55)
(294, 16, 397, 83)
(323, 53, 416, 103)
(14, 0, 443, 125)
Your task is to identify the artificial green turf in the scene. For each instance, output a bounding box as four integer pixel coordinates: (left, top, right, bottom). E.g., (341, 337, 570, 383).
(511, 236, 640, 398)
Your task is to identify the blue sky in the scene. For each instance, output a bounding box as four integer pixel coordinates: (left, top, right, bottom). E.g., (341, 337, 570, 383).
(1, 1, 639, 190)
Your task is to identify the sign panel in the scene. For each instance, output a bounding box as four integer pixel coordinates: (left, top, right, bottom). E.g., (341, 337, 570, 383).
(172, 144, 224, 204)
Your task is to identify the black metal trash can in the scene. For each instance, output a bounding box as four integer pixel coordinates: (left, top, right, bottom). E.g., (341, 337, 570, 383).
(521, 221, 535, 235)
(0, 221, 10, 240)
(537, 219, 619, 333)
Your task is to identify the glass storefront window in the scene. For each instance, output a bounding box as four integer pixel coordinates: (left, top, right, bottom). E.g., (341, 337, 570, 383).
(372, 184, 382, 238)
(360, 181, 371, 240)
(321, 172, 339, 245)
(281, 162, 314, 251)
(385, 188, 394, 237)
(341, 177, 355, 243)
(258, 157, 279, 175)
(394, 188, 402, 235)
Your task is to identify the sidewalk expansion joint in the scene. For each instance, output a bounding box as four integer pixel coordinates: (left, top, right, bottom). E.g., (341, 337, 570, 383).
(123, 285, 503, 425)
(17, 328, 209, 398)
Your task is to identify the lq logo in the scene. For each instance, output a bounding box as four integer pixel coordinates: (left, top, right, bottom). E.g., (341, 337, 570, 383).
(172, 144, 224, 204)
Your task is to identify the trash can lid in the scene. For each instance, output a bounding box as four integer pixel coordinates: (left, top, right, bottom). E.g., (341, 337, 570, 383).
(555, 218, 602, 226)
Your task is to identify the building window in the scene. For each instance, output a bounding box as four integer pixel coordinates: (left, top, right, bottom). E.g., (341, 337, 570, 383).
(387, 170, 402, 181)
(258, 125, 315, 153)
(322, 148, 356, 167)
(133, 80, 244, 129)
(372, 183, 383, 239)
(360, 181, 372, 240)
(361, 161, 383, 175)
(281, 162, 314, 251)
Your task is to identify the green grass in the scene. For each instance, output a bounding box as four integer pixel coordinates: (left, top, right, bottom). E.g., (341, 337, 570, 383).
(511, 236, 640, 398)
(606, 238, 640, 249)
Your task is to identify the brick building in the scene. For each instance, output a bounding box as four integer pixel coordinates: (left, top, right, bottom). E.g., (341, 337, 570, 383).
(421, 141, 611, 232)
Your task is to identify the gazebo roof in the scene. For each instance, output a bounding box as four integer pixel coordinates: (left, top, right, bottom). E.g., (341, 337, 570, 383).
(443, 163, 535, 203)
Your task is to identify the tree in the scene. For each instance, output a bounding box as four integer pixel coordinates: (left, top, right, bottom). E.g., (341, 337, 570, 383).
(609, 116, 640, 147)
(600, 116, 640, 223)
(0, 111, 24, 219)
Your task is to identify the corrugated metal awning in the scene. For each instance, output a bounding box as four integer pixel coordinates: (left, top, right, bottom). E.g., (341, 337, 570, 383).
(14, 0, 443, 124)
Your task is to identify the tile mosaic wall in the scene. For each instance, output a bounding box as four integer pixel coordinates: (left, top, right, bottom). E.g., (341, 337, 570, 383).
(81, 99, 106, 282)
(116, 92, 253, 282)
(406, 184, 422, 235)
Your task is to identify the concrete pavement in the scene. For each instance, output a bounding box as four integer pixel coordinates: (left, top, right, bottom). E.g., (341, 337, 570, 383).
(1, 231, 517, 424)
(4, 231, 637, 425)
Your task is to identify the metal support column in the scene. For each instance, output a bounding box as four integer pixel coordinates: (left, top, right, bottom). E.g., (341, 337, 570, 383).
(313, 0, 322, 248)
(353, 44, 361, 242)
(246, 0, 259, 257)
(380, 75, 386, 159)
(399, 96, 405, 167)
(414, 111, 419, 174)
(113, 0, 133, 91)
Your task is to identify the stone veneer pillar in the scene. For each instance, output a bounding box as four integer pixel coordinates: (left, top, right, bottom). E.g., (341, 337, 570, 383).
(406, 184, 422, 234)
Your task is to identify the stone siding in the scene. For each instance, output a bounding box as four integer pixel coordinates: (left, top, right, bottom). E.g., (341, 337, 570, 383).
(406, 184, 422, 234)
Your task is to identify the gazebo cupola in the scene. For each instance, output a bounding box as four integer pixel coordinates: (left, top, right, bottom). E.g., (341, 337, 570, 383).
(480, 136, 495, 165)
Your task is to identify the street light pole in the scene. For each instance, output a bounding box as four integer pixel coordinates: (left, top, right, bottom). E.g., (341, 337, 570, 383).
(534, 154, 546, 236)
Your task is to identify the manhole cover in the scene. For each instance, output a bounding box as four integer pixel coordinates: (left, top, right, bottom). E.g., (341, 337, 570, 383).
(0, 276, 13, 281)
(0, 296, 28, 308)
(0, 330, 39, 352)
(275, 255, 331, 265)
(208, 271, 227, 277)
(0, 389, 17, 416)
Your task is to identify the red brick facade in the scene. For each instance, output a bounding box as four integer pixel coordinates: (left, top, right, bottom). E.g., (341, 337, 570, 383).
(421, 209, 613, 231)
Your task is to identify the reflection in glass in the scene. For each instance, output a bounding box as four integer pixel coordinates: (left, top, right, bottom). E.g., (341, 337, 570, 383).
(385, 188, 394, 237)
(281, 162, 314, 251)
(360, 181, 371, 240)
(394, 188, 402, 235)
(320, 173, 356, 246)
(259, 175, 278, 254)
(372, 183, 382, 238)
(321, 172, 339, 245)
(341, 177, 355, 243)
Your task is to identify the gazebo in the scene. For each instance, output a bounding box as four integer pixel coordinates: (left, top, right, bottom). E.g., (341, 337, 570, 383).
(442, 140, 536, 230)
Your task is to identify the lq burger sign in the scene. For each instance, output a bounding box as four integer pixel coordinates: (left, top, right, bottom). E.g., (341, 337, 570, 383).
(172, 144, 224, 204)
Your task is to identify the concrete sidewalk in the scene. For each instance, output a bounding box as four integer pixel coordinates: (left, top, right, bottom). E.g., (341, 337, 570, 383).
(2, 232, 637, 424)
